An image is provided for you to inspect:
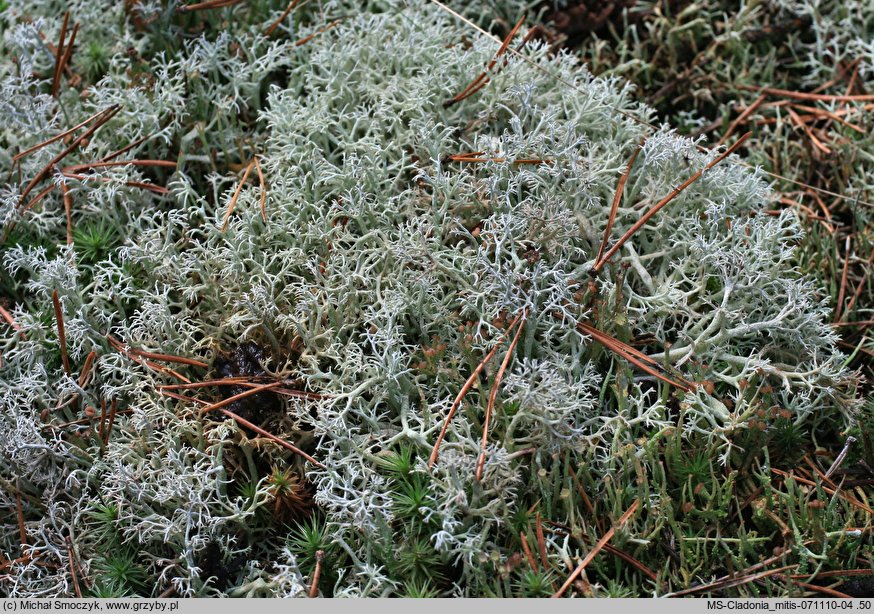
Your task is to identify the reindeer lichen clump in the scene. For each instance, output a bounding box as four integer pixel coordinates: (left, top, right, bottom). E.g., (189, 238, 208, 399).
(0, 0, 860, 597)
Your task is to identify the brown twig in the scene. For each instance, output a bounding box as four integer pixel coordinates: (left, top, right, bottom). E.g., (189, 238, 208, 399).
(552, 500, 640, 598)
(52, 290, 71, 376)
(221, 158, 255, 231)
(475, 314, 525, 481)
(428, 310, 524, 468)
(265, 0, 301, 36)
(592, 133, 751, 273)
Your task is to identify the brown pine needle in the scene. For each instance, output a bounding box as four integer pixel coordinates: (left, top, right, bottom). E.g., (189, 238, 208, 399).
(577, 322, 696, 392)
(19, 184, 57, 215)
(61, 172, 169, 195)
(52, 290, 71, 376)
(14, 109, 122, 163)
(601, 544, 659, 583)
(107, 335, 209, 368)
(177, 0, 243, 12)
(158, 377, 249, 390)
(834, 236, 852, 322)
(99, 133, 154, 164)
(667, 564, 797, 597)
(309, 550, 325, 597)
(717, 95, 765, 147)
(218, 407, 325, 468)
(18, 105, 121, 207)
(476, 315, 525, 481)
(737, 83, 874, 103)
(254, 156, 267, 222)
(265, 0, 301, 36)
(293, 20, 342, 47)
(596, 144, 643, 266)
(519, 532, 539, 572)
(592, 132, 751, 273)
(198, 381, 285, 415)
(552, 499, 640, 598)
(60, 180, 73, 246)
(779, 577, 852, 598)
(445, 14, 526, 107)
(221, 158, 255, 231)
(55, 23, 79, 97)
(787, 107, 832, 156)
(771, 468, 874, 514)
(51, 13, 70, 98)
(0, 304, 25, 340)
(63, 159, 177, 172)
(428, 310, 524, 469)
(792, 104, 866, 134)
